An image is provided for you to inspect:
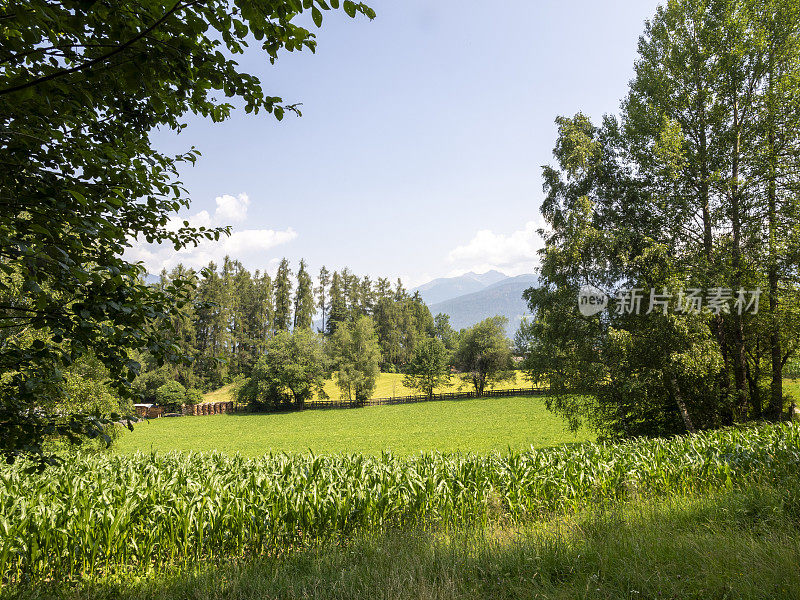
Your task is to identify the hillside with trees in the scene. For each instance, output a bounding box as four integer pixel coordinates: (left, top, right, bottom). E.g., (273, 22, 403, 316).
(132, 258, 437, 402)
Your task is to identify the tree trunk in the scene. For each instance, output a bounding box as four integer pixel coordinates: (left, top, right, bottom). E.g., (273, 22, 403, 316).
(767, 60, 784, 421)
(730, 97, 749, 419)
(669, 376, 696, 434)
(697, 97, 730, 423)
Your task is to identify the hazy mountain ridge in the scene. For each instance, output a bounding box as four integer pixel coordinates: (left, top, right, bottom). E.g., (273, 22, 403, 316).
(413, 270, 507, 306)
(421, 273, 538, 337)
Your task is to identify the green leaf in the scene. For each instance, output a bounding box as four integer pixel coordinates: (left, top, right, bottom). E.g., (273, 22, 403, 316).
(312, 7, 323, 27)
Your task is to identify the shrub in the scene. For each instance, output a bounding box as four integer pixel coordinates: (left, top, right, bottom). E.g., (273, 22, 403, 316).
(155, 381, 186, 406)
(185, 388, 204, 405)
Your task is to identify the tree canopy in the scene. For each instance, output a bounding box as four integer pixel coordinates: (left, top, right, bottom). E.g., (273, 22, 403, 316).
(0, 0, 374, 465)
(523, 0, 800, 439)
(402, 337, 451, 399)
(237, 329, 328, 409)
(328, 316, 381, 404)
(453, 317, 514, 397)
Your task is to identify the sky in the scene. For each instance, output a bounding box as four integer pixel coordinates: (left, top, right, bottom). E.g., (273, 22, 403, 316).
(130, 0, 663, 288)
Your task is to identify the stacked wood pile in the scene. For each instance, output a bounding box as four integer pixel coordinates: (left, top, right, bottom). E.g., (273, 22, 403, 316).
(133, 404, 163, 418)
(182, 401, 234, 416)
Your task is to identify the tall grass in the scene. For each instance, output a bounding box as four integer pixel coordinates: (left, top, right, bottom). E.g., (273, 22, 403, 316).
(1, 423, 799, 585)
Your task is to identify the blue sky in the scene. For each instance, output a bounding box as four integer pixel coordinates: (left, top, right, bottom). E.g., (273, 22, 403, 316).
(131, 0, 662, 287)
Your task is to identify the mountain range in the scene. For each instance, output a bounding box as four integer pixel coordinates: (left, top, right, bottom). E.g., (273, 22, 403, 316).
(413, 271, 537, 338)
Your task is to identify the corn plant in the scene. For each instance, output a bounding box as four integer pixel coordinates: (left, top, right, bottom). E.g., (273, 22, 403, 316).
(1, 423, 798, 585)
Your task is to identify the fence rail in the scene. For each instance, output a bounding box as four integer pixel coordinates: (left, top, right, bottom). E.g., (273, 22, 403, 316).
(257, 387, 550, 413)
(143, 388, 551, 418)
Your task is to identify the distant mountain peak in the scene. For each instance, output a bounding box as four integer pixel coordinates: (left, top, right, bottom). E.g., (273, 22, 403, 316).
(412, 272, 537, 333)
(427, 274, 538, 337)
(464, 270, 507, 286)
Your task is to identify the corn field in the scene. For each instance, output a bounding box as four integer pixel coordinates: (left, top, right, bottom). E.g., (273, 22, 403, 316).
(1, 423, 799, 584)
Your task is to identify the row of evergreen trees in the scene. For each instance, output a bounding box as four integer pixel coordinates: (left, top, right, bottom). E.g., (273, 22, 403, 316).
(134, 257, 436, 397)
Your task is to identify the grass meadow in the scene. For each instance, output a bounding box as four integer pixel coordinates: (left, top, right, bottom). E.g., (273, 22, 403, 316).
(115, 395, 589, 456)
(787, 378, 800, 404)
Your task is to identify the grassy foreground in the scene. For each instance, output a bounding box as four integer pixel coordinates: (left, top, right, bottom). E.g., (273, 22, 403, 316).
(0, 424, 800, 598)
(18, 482, 800, 600)
(201, 371, 534, 405)
(116, 395, 587, 456)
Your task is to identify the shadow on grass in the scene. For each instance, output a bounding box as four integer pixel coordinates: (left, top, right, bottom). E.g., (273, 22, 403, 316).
(13, 481, 800, 600)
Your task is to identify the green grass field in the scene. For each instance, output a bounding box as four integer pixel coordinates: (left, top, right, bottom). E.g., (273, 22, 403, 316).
(116, 395, 589, 456)
(787, 378, 800, 403)
(200, 371, 534, 405)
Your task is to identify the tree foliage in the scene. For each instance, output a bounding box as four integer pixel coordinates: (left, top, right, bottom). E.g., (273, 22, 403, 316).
(328, 316, 381, 404)
(237, 329, 328, 409)
(523, 0, 800, 439)
(0, 0, 374, 465)
(453, 317, 514, 397)
(402, 337, 451, 399)
(155, 380, 187, 406)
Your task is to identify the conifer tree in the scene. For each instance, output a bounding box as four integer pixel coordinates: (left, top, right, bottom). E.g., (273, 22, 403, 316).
(394, 278, 406, 301)
(253, 270, 274, 353)
(326, 271, 347, 336)
(316, 266, 331, 334)
(273, 258, 293, 333)
(293, 259, 316, 330)
(359, 276, 376, 315)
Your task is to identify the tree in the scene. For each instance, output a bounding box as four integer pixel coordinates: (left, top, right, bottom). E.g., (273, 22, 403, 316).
(293, 259, 315, 330)
(316, 266, 331, 334)
(237, 330, 328, 409)
(230, 258, 259, 377)
(0, 0, 374, 465)
(359, 275, 376, 315)
(252, 270, 274, 354)
(403, 337, 451, 399)
(155, 380, 187, 406)
(453, 317, 514, 396)
(394, 278, 407, 301)
(372, 291, 434, 369)
(524, 0, 800, 439)
(434, 313, 457, 350)
(326, 271, 347, 335)
(57, 355, 133, 450)
(132, 365, 176, 404)
(194, 262, 230, 388)
(273, 258, 293, 333)
(329, 316, 381, 404)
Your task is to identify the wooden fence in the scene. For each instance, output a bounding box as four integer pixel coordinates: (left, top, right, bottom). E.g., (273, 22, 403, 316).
(257, 387, 550, 413)
(141, 388, 550, 418)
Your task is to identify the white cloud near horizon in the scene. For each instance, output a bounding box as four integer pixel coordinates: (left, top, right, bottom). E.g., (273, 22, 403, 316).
(127, 193, 298, 274)
(446, 218, 547, 277)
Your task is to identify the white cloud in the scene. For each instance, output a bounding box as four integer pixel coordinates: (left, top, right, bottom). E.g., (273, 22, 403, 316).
(446, 218, 547, 277)
(127, 193, 297, 274)
(213, 193, 250, 223)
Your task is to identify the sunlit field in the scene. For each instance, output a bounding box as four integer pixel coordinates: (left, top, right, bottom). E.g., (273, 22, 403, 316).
(787, 379, 800, 404)
(202, 370, 533, 406)
(115, 394, 587, 456)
